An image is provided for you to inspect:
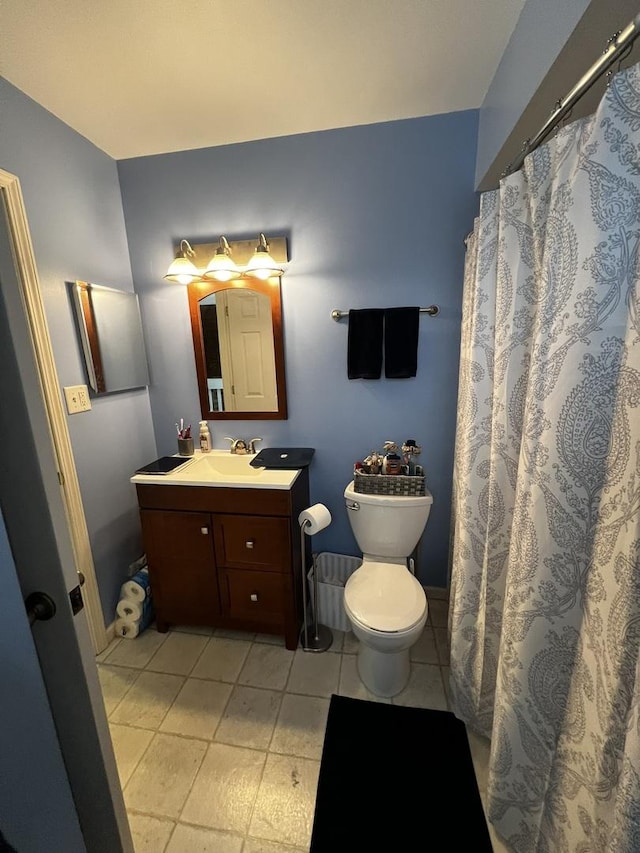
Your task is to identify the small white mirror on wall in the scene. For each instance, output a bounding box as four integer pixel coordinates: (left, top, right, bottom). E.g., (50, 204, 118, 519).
(70, 280, 150, 394)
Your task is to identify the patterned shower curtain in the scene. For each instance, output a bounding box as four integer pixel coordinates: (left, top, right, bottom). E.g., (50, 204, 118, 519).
(449, 61, 640, 852)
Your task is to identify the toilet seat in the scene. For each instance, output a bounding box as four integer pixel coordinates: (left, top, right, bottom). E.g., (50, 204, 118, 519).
(344, 561, 426, 633)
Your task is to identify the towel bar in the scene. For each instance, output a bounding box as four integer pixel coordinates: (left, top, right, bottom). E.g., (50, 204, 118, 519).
(331, 305, 439, 321)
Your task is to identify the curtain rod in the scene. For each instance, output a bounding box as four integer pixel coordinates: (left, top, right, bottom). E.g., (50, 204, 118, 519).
(503, 11, 640, 178)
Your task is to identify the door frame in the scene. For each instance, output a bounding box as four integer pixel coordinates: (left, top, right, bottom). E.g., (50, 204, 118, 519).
(0, 167, 107, 653)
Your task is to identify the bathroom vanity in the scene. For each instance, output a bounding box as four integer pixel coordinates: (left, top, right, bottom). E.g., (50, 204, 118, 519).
(131, 452, 310, 649)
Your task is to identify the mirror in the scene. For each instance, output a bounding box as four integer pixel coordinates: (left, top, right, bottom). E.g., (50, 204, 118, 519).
(70, 280, 150, 394)
(188, 277, 287, 420)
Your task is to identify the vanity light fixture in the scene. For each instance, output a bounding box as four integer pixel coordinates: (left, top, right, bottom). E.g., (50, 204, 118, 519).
(164, 239, 201, 284)
(165, 234, 288, 283)
(203, 236, 241, 282)
(244, 233, 285, 280)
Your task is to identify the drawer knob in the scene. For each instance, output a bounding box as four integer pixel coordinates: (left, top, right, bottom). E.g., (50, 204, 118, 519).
(245, 540, 255, 549)
(250, 593, 259, 602)
(200, 527, 209, 535)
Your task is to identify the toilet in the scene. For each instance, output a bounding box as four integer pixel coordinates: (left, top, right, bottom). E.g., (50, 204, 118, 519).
(343, 480, 433, 697)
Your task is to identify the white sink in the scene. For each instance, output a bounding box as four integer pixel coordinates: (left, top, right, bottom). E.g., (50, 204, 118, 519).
(197, 453, 264, 478)
(130, 449, 301, 490)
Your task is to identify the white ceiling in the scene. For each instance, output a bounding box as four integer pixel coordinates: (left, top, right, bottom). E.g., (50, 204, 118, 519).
(0, 0, 526, 161)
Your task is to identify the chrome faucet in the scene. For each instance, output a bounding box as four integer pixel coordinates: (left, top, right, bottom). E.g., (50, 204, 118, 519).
(224, 437, 262, 455)
(224, 437, 248, 454)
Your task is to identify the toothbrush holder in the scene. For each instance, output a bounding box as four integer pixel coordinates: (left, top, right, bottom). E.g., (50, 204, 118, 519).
(177, 438, 194, 456)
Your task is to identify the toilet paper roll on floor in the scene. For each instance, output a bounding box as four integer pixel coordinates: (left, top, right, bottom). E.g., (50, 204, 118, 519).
(299, 503, 332, 535)
(116, 598, 146, 621)
(115, 618, 141, 639)
(120, 568, 151, 603)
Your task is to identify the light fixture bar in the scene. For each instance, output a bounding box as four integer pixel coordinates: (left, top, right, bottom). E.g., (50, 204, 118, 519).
(189, 236, 288, 270)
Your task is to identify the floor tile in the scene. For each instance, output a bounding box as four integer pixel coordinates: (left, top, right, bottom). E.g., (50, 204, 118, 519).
(110, 671, 184, 729)
(424, 586, 449, 601)
(337, 655, 390, 703)
(242, 837, 308, 853)
(160, 678, 233, 740)
(270, 694, 329, 760)
(254, 633, 285, 646)
(108, 723, 153, 787)
(191, 637, 252, 683)
(324, 629, 345, 653)
(97, 664, 140, 716)
(127, 813, 175, 853)
(286, 649, 340, 698)
(249, 753, 320, 849)
(392, 663, 447, 710)
(124, 732, 207, 819)
(410, 626, 439, 664)
(238, 645, 294, 691)
(166, 823, 243, 853)
(172, 624, 214, 636)
(427, 598, 449, 628)
(216, 628, 256, 642)
(215, 685, 282, 750)
(146, 632, 210, 676)
(242, 840, 306, 853)
(434, 627, 450, 665)
(103, 628, 169, 669)
(181, 742, 266, 833)
(97, 636, 122, 663)
(342, 632, 359, 654)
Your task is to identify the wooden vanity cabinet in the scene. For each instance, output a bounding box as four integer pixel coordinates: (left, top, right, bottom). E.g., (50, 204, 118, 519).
(135, 469, 309, 649)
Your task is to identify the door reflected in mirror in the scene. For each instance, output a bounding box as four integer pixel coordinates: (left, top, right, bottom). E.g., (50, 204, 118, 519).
(188, 279, 287, 420)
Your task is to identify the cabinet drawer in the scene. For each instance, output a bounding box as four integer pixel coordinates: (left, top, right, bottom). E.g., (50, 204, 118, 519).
(221, 569, 286, 626)
(215, 515, 290, 572)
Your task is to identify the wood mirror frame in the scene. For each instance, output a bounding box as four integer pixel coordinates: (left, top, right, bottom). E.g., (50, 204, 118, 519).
(188, 277, 288, 420)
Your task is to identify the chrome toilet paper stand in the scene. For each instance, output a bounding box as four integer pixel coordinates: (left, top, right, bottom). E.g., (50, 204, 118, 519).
(299, 518, 333, 652)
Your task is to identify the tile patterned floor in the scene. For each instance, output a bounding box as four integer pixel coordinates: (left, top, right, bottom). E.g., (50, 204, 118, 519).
(97, 593, 497, 852)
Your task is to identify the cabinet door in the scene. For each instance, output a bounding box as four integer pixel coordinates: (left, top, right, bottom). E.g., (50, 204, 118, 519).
(140, 509, 220, 626)
(214, 515, 290, 572)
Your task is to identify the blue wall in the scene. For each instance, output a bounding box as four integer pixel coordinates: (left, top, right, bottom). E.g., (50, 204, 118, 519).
(475, 0, 590, 187)
(118, 112, 479, 587)
(0, 77, 157, 622)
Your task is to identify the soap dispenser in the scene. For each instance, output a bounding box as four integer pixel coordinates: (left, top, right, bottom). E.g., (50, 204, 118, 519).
(199, 420, 211, 453)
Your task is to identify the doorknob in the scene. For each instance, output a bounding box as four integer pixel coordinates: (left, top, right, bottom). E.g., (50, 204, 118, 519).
(24, 591, 57, 627)
(77, 571, 85, 586)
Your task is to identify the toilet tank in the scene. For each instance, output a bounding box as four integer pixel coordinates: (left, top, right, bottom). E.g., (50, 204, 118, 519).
(344, 481, 433, 558)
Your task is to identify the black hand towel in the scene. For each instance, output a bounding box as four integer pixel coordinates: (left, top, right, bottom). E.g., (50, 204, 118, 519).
(384, 307, 420, 378)
(347, 309, 384, 379)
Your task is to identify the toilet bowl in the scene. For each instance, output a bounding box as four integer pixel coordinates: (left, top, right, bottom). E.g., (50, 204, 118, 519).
(344, 481, 433, 697)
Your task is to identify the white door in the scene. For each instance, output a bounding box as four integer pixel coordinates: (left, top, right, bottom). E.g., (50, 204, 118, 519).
(219, 288, 278, 412)
(0, 181, 132, 851)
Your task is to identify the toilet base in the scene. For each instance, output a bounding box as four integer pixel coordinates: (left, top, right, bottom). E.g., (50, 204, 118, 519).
(357, 643, 411, 698)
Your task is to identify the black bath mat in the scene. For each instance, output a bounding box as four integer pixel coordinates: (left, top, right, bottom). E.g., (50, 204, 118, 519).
(310, 695, 492, 852)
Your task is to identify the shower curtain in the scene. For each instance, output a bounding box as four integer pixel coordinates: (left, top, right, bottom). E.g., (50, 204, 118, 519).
(449, 61, 640, 852)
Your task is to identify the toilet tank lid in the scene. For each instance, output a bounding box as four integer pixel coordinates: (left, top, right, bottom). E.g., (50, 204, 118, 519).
(344, 481, 433, 507)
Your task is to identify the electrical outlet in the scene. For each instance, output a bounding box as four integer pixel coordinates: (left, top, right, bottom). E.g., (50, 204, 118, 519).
(63, 384, 92, 414)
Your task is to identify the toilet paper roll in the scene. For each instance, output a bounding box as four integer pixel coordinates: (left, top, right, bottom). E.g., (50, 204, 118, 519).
(298, 503, 332, 535)
(120, 568, 151, 603)
(115, 618, 140, 639)
(116, 598, 144, 621)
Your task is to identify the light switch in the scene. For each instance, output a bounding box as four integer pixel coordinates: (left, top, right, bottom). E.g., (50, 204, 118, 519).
(63, 385, 92, 414)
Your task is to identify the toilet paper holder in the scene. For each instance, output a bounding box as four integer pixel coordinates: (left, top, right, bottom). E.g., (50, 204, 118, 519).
(299, 510, 333, 653)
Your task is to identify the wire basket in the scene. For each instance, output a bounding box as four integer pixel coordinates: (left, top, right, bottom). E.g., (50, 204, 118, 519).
(353, 470, 426, 496)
